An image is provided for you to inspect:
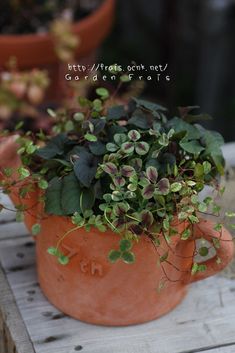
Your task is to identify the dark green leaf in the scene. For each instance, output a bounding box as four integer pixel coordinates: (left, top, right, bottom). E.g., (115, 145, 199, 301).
(133, 98, 167, 112)
(128, 109, 151, 129)
(121, 251, 135, 264)
(168, 117, 201, 140)
(107, 105, 126, 120)
(89, 141, 106, 156)
(80, 188, 95, 213)
(120, 239, 132, 252)
(73, 151, 98, 187)
(36, 134, 69, 160)
(45, 177, 63, 215)
(180, 140, 204, 154)
(108, 250, 121, 263)
(61, 173, 82, 215)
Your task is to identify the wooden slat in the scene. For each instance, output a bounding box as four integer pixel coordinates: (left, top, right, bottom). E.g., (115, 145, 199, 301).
(0, 256, 35, 353)
(0, 236, 235, 353)
(0, 222, 29, 241)
(0, 194, 29, 241)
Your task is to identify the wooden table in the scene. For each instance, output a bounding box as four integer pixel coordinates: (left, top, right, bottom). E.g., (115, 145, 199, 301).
(0, 178, 235, 353)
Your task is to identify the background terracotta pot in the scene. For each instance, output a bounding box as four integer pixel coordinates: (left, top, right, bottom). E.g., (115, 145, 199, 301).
(0, 0, 115, 68)
(0, 0, 115, 101)
(0, 136, 234, 326)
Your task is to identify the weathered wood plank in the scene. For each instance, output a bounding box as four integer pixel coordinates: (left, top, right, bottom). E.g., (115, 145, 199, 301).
(0, 236, 235, 353)
(0, 258, 35, 353)
(0, 194, 29, 240)
(0, 221, 29, 241)
(0, 194, 16, 224)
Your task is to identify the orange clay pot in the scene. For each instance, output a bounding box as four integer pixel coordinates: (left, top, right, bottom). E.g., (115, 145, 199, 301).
(0, 137, 234, 326)
(0, 0, 115, 101)
(0, 0, 115, 69)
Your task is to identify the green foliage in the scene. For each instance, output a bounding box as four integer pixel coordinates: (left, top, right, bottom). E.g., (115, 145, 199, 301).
(47, 247, 69, 265)
(31, 223, 41, 236)
(3, 94, 228, 270)
(109, 239, 135, 264)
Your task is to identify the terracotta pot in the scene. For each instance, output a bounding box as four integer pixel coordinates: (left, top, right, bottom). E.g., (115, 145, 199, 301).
(0, 0, 115, 68)
(0, 137, 234, 326)
(0, 0, 115, 101)
(0, 135, 40, 231)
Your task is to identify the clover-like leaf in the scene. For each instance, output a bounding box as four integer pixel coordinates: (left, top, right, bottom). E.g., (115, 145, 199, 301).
(157, 178, 170, 195)
(146, 166, 158, 183)
(113, 202, 129, 216)
(140, 210, 154, 227)
(170, 182, 182, 192)
(38, 179, 48, 190)
(102, 162, 118, 175)
(113, 176, 125, 187)
(120, 239, 132, 252)
(135, 141, 149, 155)
(114, 133, 127, 146)
(47, 247, 60, 256)
(198, 202, 207, 213)
(108, 250, 121, 263)
(18, 166, 30, 179)
(96, 87, 109, 99)
(106, 143, 118, 152)
(121, 165, 135, 178)
(142, 184, 155, 199)
(128, 130, 141, 141)
(203, 161, 212, 174)
(58, 255, 69, 265)
(129, 158, 142, 172)
(121, 142, 134, 154)
(121, 251, 135, 264)
(158, 133, 169, 147)
(84, 133, 97, 142)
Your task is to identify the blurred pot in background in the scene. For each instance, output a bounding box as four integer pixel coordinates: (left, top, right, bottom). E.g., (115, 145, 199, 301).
(0, 0, 116, 102)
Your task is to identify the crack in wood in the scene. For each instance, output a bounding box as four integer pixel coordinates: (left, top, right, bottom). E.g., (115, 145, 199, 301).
(178, 341, 235, 353)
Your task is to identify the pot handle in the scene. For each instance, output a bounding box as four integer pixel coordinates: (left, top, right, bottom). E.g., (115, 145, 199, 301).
(186, 219, 234, 283)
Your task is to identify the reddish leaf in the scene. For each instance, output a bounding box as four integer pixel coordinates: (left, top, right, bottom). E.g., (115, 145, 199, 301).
(142, 184, 155, 199)
(102, 162, 118, 175)
(121, 165, 135, 177)
(146, 166, 158, 183)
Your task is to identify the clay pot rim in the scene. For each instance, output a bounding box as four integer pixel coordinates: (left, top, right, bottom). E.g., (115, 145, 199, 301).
(0, 0, 114, 42)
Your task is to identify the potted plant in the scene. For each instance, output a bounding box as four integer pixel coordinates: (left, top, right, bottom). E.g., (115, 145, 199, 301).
(0, 0, 115, 68)
(0, 0, 115, 101)
(0, 93, 234, 326)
